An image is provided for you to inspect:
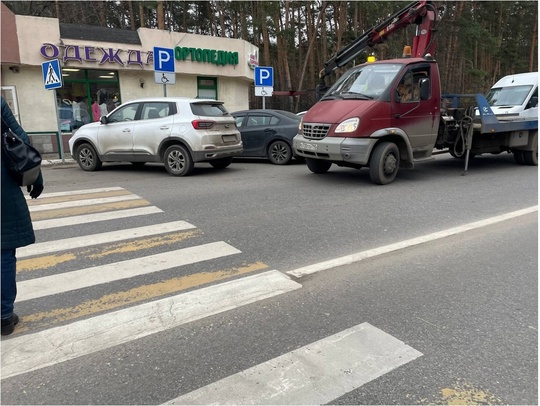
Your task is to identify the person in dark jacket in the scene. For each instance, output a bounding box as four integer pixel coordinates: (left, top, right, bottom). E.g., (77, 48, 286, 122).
(1, 96, 44, 335)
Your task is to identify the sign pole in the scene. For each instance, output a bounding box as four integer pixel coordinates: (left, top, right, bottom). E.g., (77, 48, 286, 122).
(163, 83, 167, 97)
(262, 96, 265, 110)
(53, 89, 65, 163)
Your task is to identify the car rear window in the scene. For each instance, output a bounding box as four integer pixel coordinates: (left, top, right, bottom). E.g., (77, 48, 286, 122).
(190, 102, 229, 117)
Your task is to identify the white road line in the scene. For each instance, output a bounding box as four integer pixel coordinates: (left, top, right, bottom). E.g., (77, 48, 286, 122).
(18, 242, 241, 302)
(25, 187, 125, 199)
(18, 221, 196, 258)
(165, 322, 422, 405)
(28, 194, 142, 212)
(1, 270, 301, 380)
(32, 206, 163, 230)
(288, 206, 538, 278)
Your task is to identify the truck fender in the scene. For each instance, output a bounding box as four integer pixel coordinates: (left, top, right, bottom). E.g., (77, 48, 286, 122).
(370, 127, 414, 168)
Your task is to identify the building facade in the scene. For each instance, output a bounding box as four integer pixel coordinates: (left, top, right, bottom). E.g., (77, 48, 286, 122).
(0, 4, 259, 139)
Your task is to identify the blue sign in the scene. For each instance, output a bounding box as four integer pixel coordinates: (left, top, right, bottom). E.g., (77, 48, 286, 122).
(42, 59, 62, 90)
(254, 66, 273, 87)
(153, 47, 175, 73)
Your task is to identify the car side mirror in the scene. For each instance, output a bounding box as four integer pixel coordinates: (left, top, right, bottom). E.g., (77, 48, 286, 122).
(100, 116, 108, 124)
(527, 96, 538, 109)
(419, 78, 430, 100)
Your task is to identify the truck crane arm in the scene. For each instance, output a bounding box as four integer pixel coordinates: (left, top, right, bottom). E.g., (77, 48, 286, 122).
(317, 0, 443, 98)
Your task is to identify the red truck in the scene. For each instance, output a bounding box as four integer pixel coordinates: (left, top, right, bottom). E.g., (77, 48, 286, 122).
(293, 1, 538, 184)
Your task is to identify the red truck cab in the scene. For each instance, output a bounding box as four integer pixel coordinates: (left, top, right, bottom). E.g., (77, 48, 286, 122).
(293, 57, 441, 184)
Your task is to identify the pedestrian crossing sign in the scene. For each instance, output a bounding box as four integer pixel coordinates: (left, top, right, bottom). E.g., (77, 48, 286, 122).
(41, 59, 63, 90)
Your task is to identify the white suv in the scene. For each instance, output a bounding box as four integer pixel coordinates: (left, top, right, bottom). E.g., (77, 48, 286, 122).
(68, 97, 243, 176)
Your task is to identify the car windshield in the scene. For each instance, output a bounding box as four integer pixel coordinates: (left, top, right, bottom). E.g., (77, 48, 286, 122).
(485, 85, 533, 107)
(322, 63, 402, 100)
(190, 102, 229, 117)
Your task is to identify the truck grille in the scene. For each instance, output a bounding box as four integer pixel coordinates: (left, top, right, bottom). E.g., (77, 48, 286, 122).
(303, 123, 331, 140)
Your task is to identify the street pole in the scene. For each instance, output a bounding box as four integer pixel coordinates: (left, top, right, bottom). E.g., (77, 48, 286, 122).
(53, 89, 65, 163)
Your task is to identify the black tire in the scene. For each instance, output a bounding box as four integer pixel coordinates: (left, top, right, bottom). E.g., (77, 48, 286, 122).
(523, 132, 538, 166)
(514, 150, 525, 165)
(209, 157, 233, 169)
(75, 143, 102, 171)
(164, 145, 194, 176)
(306, 158, 331, 174)
(131, 162, 147, 167)
(369, 141, 400, 185)
(268, 140, 292, 165)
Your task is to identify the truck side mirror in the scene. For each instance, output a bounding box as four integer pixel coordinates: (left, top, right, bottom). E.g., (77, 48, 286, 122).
(527, 96, 538, 109)
(419, 78, 430, 100)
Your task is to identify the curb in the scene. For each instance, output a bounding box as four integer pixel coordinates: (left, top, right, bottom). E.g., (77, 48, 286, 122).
(42, 159, 76, 166)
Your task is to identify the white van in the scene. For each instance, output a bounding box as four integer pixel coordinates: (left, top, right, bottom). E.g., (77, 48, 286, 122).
(485, 72, 538, 118)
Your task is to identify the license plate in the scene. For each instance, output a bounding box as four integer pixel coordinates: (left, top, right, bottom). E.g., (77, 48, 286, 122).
(299, 142, 318, 151)
(222, 135, 237, 143)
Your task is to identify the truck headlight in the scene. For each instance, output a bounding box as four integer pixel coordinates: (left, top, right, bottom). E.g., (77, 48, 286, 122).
(335, 117, 359, 133)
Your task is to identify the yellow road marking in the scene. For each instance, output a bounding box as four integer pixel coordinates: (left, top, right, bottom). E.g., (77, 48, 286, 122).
(15, 261, 268, 333)
(26, 189, 132, 206)
(17, 230, 201, 272)
(18, 253, 76, 272)
(31, 199, 150, 221)
(440, 384, 502, 405)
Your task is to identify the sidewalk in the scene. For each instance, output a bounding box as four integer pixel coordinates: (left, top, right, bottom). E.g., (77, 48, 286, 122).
(41, 153, 76, 166)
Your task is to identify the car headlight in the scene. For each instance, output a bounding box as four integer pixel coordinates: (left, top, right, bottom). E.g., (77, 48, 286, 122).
(335, 117, 359, 133)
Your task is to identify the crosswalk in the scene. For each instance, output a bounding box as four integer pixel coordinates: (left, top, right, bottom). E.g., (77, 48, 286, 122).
(1, 186, 422, 404)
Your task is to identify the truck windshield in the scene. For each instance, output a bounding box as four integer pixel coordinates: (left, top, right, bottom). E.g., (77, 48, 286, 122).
(486, 85, 533, 107)
(322, 64, 402, 100)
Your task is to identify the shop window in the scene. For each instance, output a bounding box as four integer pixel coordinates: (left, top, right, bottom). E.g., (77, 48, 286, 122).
(197, 77, 217, 100)
(58, 69, 120, 131)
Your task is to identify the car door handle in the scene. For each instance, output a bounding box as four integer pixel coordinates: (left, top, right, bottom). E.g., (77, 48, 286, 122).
(160, 126, 170, 130)
(122, 129, 131, 132)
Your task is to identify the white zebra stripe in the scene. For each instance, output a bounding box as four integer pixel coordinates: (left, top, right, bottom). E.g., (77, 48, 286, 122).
(32, 206, 163, 230)
(1, 270, 301, 380)
(17, 241, 241, 302)
(28, 194, 142, 212)
(18, 220, 196, 258)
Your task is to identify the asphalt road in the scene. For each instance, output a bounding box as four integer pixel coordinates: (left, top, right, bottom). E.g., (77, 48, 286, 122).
(1, 153, 537, 405)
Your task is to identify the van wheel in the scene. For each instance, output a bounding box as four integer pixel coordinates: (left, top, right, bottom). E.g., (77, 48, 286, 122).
(210, 157, 233, 169)
(76, 143, 102, 171)
(268, 140, 292, 165)
(369, 141, 399, 185)
(523, 132, 538, 166)
(164, 145, 194, 176)
(306, 158, 331, 174)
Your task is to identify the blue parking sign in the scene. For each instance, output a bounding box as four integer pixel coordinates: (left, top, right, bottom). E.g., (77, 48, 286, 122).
(254, 67, 273, 87)
(42, 59, 62, 90)
(153, 47, 175, 73)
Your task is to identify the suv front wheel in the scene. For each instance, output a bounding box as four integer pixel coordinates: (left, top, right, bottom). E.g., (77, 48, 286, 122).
(76, 143, 102, 171)
(164, 145, 194, 176)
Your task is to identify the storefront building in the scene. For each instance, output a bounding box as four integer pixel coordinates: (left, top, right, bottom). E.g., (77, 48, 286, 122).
(0, 4, 259, 145)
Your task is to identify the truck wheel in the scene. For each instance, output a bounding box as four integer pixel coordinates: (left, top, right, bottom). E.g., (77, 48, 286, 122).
(369, 141, 399, 185)
(306, 158, 331, 174)
(209, 157, 233, 169)
(164, 145, 194, 176)
(268, 140, 292, 165)
(76, 143, 102, 171)
(523, 132, 538, 166)
(513, 150, 525, 165)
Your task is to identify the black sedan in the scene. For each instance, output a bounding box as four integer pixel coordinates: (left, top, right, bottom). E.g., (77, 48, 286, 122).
(232, 109, 301, 165)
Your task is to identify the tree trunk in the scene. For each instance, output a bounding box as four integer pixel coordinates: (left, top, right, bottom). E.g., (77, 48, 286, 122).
(157, 0, 165, 30)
